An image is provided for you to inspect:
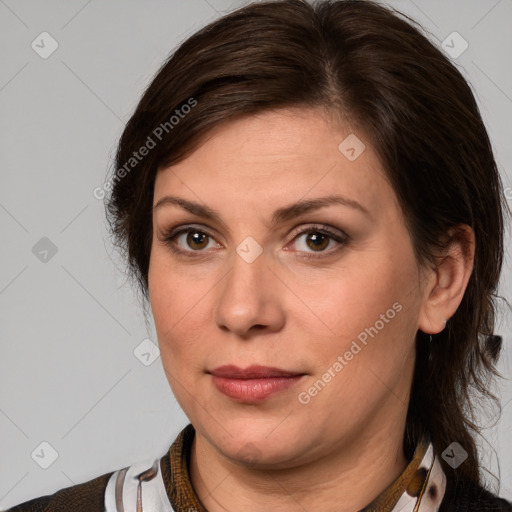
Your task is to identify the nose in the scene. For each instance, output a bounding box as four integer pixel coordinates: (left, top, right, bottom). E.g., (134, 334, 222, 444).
(214, 249, 286, 339)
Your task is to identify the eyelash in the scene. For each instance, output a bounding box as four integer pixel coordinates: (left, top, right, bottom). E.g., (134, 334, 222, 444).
(161, 224, 348, 261)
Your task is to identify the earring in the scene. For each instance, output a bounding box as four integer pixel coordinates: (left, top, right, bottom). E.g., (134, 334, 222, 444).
(429, 334, 433, 343)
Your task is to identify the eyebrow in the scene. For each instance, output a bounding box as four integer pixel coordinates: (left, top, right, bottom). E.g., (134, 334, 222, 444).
(153, 194, 371, 226)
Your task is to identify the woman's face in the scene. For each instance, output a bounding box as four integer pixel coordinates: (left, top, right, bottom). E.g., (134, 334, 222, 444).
(149, 108, 431, 468)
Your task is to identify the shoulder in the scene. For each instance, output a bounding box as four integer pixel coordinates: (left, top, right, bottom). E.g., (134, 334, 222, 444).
(440, 476, 512, 512)
(6, 472, 113, 512)
(6, 455, 175, 512)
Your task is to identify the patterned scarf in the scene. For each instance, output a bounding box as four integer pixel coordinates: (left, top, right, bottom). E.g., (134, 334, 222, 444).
(105, 424, 446, 512)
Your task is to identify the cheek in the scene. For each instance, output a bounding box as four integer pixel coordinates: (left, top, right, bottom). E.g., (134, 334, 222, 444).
(293, 257, 406, 333)
(302, 279, 417, 416)
(148, 252, 214, 368)
(304, 257, 419, 373)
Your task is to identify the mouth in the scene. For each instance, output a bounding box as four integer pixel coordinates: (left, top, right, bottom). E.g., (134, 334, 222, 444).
(209, 364, 304, 379)
(208, 365, 306, 403)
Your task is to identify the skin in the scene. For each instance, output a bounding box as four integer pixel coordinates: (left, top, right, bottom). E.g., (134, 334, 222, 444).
(148, 108, 474, 512)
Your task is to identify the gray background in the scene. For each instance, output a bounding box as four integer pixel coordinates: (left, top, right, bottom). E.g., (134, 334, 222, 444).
(1, 0, 511, 509)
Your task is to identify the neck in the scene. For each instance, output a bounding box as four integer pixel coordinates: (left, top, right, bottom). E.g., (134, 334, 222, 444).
(189, 418, 409, 512)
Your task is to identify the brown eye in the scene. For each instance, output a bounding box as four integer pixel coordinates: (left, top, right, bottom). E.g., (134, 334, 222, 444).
(291, 225, 347, 257)
(305, 233, 330, 252)
(163, 227, 220, 256)
(163, 224, 346, 259)
(185, 231, 209, 250)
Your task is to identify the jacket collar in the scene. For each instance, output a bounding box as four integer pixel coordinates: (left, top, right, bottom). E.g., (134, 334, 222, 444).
(165, 424, 446, 512)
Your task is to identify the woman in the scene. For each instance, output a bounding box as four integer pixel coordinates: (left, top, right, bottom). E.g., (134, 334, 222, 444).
(8, 0, 511, 510)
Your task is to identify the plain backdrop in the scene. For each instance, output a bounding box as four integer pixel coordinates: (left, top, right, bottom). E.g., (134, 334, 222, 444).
(1, 0, 511, 509)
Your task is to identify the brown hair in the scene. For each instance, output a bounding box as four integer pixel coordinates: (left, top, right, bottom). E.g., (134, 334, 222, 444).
(105, 0, 508, 488)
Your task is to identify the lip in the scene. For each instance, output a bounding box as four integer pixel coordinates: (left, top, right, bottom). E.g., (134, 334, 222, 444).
(209, 365, 305, 403)
(209, 365, 303, 379)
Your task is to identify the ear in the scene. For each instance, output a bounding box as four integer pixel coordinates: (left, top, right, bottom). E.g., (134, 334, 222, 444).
(418, 224, 475, 335)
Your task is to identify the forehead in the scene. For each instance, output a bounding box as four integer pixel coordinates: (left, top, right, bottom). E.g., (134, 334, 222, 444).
(153, 108, 396, 220)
